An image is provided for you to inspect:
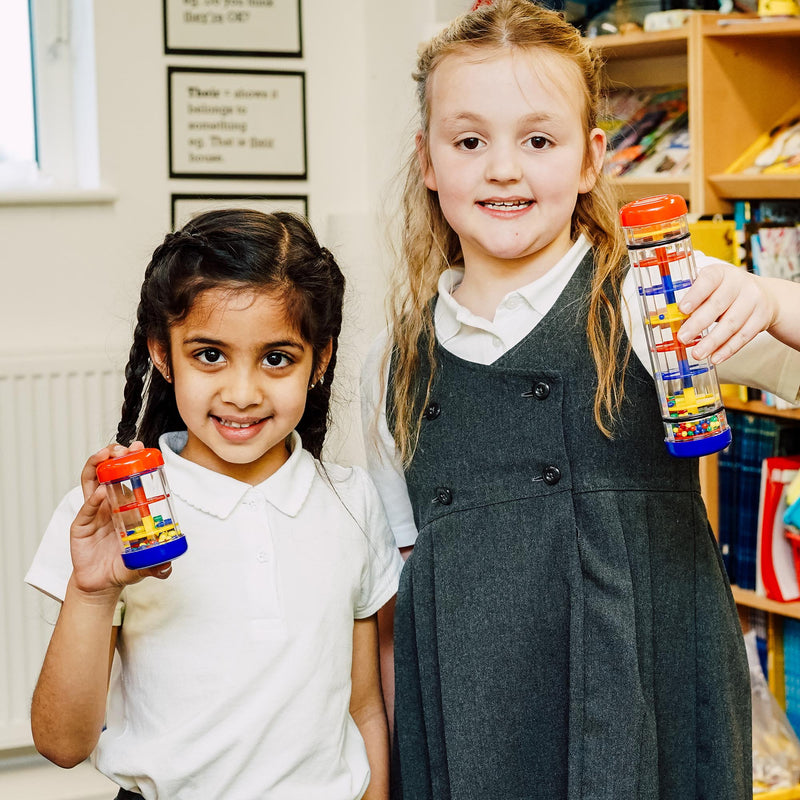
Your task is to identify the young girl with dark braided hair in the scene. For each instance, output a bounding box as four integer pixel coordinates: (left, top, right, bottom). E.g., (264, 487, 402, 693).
(26, 209, 402, 800)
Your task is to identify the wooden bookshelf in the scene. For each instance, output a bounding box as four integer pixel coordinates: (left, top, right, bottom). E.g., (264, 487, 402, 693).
(592, 19, 800, 799)
(722, 391, 800, 623)
(733, 585, 800, 621)
(589, 13, 800, 216)
(588, 26, 689, 59)
(702, 15, 800, 39)
(709, 174, 800, 201)
(758, 786, 800, 800)
(722, 388, 800, 422)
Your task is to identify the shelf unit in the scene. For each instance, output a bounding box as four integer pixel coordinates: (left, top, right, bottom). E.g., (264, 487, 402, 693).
(760, 788, 800, 800)
(733, 585, 800, 621)
(589, 14, 800, 215)
(720, 390, 800, 613)
(711, 394, 800, 800)
(691, 384, 800, 557)
(593, 10, 800, 630)
(592, 25, 800, 790)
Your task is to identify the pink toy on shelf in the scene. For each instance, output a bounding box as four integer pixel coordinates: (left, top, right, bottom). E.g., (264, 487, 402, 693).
(619, 194, 732, 457)
(97, 448, 187, 569)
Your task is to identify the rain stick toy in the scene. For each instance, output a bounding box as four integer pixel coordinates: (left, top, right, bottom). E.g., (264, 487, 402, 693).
(620, 194, 732, 457)
(97, 448, 187, 569)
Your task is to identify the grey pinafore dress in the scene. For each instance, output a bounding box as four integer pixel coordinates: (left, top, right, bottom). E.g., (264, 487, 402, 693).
(389, 251, 750, 800)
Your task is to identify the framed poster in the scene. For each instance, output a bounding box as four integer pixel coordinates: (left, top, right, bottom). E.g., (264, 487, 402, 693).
(171, 193, 309, 229)
(168, 67, 307, 180)
(163, 0, 302, 57)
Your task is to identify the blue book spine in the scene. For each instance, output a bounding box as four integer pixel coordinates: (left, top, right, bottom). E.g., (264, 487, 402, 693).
(733, 414, 778, 591)
(717, 412, 740, 582)
(784, 619, 800, 737)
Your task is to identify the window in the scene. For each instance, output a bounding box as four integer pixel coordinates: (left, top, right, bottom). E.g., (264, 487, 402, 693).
(0, 1, 37, 184)
(0, 0, 100, 194)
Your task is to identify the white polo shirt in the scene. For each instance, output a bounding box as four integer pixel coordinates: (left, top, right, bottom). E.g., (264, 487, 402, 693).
(361, 236, 800, 547)
(26, 431, 404, 800)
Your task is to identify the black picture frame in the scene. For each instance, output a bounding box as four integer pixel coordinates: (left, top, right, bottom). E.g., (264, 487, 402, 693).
(167, 66, 307, 180)
(171, 193, 309, 229)
(163, 0, 302, 58)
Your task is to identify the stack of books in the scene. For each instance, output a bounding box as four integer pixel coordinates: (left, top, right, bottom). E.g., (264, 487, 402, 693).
(600, 85, 689, 178)
(730, 200, 800, 410)
(725, 99, 800, 177)
(718, 411, 800, 591)
(785, 619, 800, 737)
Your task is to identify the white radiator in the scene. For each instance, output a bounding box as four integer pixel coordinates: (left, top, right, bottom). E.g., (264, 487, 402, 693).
(0, 352, 124, 750)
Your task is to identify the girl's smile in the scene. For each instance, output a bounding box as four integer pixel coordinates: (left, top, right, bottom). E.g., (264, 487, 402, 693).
(478, 197, 533, 216)
(212, 415, 268, 440)
(150, 287, 325, 485)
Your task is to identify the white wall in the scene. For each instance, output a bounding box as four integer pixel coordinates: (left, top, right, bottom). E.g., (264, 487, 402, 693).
(0, 0, 444, 463)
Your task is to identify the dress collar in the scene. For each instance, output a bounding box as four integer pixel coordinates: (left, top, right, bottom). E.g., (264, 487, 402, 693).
(435, 235, 591, 339)
(159, 430, 316, 520)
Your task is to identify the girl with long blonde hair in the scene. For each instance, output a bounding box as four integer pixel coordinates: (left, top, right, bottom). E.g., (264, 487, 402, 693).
(361, 1, 800, 797)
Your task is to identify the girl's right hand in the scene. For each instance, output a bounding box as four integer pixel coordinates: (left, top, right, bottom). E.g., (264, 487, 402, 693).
(69, 444, 173, 596)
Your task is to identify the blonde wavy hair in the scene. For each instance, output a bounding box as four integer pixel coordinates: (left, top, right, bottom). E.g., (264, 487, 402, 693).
(386, 0, 629, 465)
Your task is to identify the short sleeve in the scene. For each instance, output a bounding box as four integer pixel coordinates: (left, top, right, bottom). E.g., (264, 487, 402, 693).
(25, 485, 125, 625)
(349, 466, 405, 619)
(360, 331, 420, 548)
(717, 332, 800, 404)
(24, 485, 83, 602)
(694, 252, 800, 402)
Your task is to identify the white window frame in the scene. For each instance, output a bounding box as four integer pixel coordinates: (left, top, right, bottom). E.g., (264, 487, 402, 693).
(1, 0, 114, 205)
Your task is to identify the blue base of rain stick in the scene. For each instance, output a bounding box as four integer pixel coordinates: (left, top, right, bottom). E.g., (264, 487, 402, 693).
(122, 537, 188, 570)
(666, 427, 732, 458)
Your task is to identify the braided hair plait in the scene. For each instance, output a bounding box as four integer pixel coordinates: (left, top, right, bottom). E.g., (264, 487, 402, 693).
(116, 319, 153, 446)
(115, 234, 204, 446)
(293, 244, 346, 458)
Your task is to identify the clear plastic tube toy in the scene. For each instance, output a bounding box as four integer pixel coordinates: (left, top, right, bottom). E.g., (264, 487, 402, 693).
(97, 448, 188, 569)
(619, 194, 732, 457)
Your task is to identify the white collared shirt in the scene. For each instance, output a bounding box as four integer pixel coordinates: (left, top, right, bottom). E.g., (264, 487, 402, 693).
(434, 237, 583, 361)
(26, 431, 404, 800)
(361, 236, 800, 547)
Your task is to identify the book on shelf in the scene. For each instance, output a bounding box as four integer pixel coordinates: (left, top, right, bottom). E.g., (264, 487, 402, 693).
(788, 472, 800, 538)
(783, 619, 800, 737)
(769, 612, 786, 710)
(744, 606, 771, 679)
(742, 607, 784, 708)
(745, 222, 800, 283)
(719, 410, 800, 592)
(745, 612, 800, 741)
(742, 200, 800, 285)
(732, 200, 800, 410)
(719, 412, 743, 580)
(600, 85, 689, 178)
(747, 625, 800, 794)
(732, 200, 749, 268)
(731, 413, 780, 591)
(624, 111, 690, 178)
(725, 99, 800, 176)
(688, 217, 737, 264)
(757, 456, 800, 603)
